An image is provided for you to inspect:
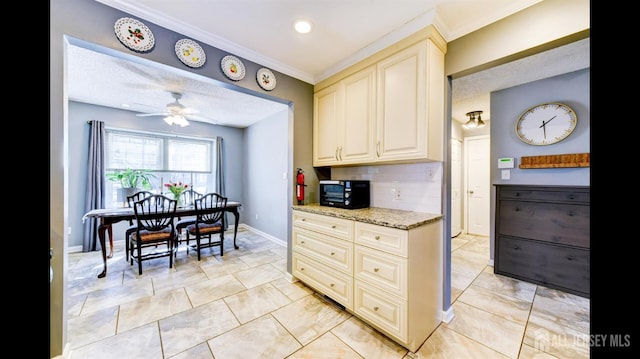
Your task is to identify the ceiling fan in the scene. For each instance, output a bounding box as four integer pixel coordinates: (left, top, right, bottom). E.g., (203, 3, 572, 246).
(136, 92, 196, 127)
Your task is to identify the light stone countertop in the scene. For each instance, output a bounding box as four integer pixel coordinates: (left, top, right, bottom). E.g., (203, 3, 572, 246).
(292, 203, 442, 230)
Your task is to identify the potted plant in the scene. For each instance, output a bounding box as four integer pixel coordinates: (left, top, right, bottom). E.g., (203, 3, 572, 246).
(106, 168, 157, 203)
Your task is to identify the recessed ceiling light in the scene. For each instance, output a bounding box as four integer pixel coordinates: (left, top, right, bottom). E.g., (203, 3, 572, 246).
(294, 20, 312, 34)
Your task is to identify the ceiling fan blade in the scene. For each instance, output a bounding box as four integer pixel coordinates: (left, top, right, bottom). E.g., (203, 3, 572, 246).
(136, 112, 168, 117)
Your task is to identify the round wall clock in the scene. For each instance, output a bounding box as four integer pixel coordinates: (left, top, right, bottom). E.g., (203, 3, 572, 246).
(515, 102, 577, 145)
(256, 68, 277, 91)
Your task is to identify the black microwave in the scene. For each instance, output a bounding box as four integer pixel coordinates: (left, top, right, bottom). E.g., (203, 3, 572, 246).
(319, 180, 370, 209)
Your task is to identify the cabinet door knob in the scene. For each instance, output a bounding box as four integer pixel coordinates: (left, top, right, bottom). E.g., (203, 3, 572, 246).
(374, 235, 380, 240)
(330, 252, 335, 256)
(301, 218, 306, 221)
(330, 283, 335, 287)
(373, 306, 379, 311)
(374, 268, 379, 272)
(331, 225, 336, 229)
(300, 241, 305, 244)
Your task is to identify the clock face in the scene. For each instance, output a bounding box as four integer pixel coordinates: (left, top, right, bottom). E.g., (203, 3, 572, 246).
(515, 103, 577, 145)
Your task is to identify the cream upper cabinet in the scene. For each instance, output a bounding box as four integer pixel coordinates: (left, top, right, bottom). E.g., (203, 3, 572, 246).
(313, 27, 446, 166)
(313, 65, 376, 166)
(376, 40, 443, 162)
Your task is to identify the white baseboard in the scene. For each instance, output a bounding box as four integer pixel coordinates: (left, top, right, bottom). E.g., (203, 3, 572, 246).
(442, 306, 455, 323)
(238, 224, 286, 247)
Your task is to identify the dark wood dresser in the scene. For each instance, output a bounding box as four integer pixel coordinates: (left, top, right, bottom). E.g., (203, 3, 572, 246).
(494, 185, 590, 298)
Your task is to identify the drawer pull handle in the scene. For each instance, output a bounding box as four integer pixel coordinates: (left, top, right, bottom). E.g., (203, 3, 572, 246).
(301, 218, 306, 221)
(374, 268, 379, 272)
(331, 225, 336, 229)
(300, 241, 305, 244)
(330, 283, 335, 287)
(375, 235, 380, 240)
(330, 252, 335, 256)
(300, 267, 305, 271)
(373, 306, 379, 311)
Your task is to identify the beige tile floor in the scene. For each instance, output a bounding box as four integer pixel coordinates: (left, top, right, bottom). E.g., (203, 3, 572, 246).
(66, 228, 590, 358)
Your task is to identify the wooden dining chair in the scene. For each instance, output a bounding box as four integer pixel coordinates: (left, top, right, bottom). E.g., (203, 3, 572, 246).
(124, 190, 154, 261)
(130, 194, 178, 275)
(185, 193, 227, 261)
(175, 189, 203, 255)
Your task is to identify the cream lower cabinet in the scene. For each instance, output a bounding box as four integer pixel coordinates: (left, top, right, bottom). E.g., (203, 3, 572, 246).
(292, 209, 443, 352)
(292, 210, 355, 309)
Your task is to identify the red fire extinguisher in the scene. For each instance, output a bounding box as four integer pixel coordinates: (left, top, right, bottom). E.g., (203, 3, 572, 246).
(296, 168, 306, 204)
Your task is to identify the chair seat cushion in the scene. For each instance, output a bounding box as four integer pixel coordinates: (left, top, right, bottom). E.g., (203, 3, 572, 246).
(186, 222, 223, 235)
(132, 228, 174, 242)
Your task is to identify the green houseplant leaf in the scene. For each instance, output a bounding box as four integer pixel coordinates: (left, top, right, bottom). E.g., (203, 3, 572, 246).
(106, 168, 156, 189)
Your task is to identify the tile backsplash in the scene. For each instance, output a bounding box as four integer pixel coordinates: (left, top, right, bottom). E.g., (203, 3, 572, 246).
(332, 162, 442, 214)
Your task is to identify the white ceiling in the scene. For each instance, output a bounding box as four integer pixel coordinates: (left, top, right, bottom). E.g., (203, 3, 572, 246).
(68, 0, 588, 128)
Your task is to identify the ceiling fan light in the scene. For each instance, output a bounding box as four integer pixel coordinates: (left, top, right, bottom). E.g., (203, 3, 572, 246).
(164, 114, 189, 127)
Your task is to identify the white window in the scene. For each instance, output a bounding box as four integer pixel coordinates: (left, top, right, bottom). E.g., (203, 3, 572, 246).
(105, 129, 216, 207)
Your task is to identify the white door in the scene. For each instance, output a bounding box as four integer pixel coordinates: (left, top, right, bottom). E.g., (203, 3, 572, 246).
(451, 139, 462, 237)
(464, 135, 490, 236)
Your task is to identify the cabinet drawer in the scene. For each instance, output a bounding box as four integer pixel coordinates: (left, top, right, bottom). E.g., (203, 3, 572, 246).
(498, 201, 589, 248)
(354, 281, 407, 342)
(496, 236, 589, 297)
(293, 253, 353, 310)
(293, 210, 353, 241)
(292, 226, 353, 274)
(355, 222, 408, 257)
(499, 187, 589, 204)
(354, 245, 407, 298)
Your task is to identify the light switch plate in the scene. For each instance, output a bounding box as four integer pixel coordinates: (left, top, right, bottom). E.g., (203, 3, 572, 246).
(501, 169, 510, 180)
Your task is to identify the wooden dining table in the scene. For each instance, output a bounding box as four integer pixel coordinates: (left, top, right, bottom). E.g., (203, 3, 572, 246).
(83, 201, 241, 278)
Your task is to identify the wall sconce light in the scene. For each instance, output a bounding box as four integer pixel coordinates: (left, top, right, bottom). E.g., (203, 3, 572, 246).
(463, 110, 485, 129)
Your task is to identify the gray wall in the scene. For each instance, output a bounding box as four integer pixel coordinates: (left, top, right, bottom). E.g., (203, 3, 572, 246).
(243, 108, 290, 244)
(488, 68, 590, 261)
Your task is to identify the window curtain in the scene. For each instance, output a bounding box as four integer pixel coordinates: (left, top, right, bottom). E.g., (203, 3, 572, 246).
(82, 120, 106, 252)
(215, 136, 228, 230)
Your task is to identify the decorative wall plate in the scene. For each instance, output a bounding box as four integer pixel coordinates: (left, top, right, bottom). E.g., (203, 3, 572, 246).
(114, 17, 155, 52)
(220, 55, 246, 81)
(175, 39, 206, 68)
(256, 68, 277, 91)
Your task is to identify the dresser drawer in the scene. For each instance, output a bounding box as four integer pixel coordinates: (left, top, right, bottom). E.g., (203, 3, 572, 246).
(354, 281, 407, 342)
(292, 226, 353, 274)
(496, 236, 589, 297)
(498, 187, 589, 204)
(293, 253, 353, 309)
(293, 210, 353, 241)
(354, 244, 407, 298)
(354, 222, 408, 257)
(498, 200, 589, 248)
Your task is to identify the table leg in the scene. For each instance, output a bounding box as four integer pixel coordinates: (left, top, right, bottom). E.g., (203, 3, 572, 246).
(97, 222, 109, 278)
(230, 208, 240, 249)
(107, 224, 114, 258)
